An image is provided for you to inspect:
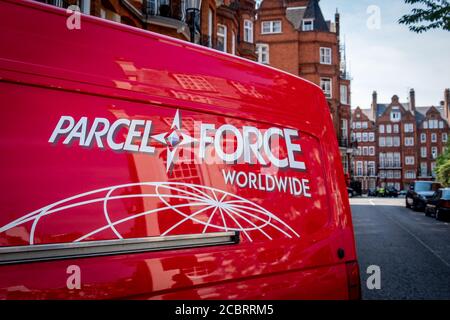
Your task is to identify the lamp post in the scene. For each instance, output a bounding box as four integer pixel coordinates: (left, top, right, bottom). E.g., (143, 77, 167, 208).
(185, 0, 202, 43)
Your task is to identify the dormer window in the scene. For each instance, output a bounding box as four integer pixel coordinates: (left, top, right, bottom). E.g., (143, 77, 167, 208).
(390, 109, 401, 122)
(302, 19, 314, 31)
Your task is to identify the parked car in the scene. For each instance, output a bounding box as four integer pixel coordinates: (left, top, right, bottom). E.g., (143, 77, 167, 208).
(406, 181, 442, 211)
(0, 0, 360, 300)
(398, 190, 407, 197)
(425, 188, 450, 220)
(347, 187, 357, 198)
(385, 186, 399, 198)
(368, 188, 377, 197)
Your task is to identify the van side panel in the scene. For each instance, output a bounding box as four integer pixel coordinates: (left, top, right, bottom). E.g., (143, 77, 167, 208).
(0, 0, 357, 299)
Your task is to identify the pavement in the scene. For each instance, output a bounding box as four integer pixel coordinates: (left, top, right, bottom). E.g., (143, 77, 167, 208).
(350, 197, 450, 300)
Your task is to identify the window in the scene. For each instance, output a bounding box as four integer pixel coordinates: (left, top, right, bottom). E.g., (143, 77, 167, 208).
(368, 162, 376, 176)
(404, 137, 414, 146)
(320, 47, 332, 65)
(363, 147, 369, 156)
(423, 121, 428, 129)
(431, 147, 438, 159)
(439, 121, 444, 129)
(231, 31, 236, 55)
(369, 132, 375, 141)
(393, 124, 399, 133)
(387, 170, 394, 179)
(429, 119, 438, 129)
(386, 136, 393, 147)
(431, 133, 437, 143)
(362, 132, 368, 142)
(340, 85, 348, 104)
(302, 19, 314, 31)
(217, 24, 227, 52)
(443, 133, 448, 142)
(379, 125, 385, 133)
(356, 161, 363, 176)
(369, 147, 375, 156)
(405, 156, 415, 165)
(391, 110, 401, 122)
(431, 162, 437, 177)
(320, 78, 332, 99)
(261, 20, 282, 34)
(421, 133, 427, 143)
(244, 20, 253, 43)
(386, 124, 392, 134)
(341, 119, 348, 141)
(394, 153, 401, 167)
(394, 171, 401, 179)
(379, 137, 386, 147)
(256, 44, 269, 64)
(356, 132, 362, 142)
(420, 162, 427, 176)
(421, 147, 427, 158)
(147, 0, 170, 16)
(405, 171, 416, 179)
(393, 136, 400, 146)
(356, 122, 362, 129)
(362, 122, 368, 129)
(404, 123, 414, 132)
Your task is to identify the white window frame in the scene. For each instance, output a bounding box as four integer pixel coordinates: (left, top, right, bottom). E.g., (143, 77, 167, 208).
(256, 43, 269, 64)
(379, 125, 385, 133)
(302, 19, 314, 31)
(217, 24, 227, 53)
(320, 78, 332, 99)
(390, 111, 401, 122)
(421, 133, 426, 143)
(443, 133, 448, 142)
(405, 156, 415, 165)
(421, 147, 427, 158)
(243, 20, 253, 43)
(431, 133, 437, 143)
(340, 85, 348, 104)
(320, 47, 332, 65)
(261, 20, 282, 34)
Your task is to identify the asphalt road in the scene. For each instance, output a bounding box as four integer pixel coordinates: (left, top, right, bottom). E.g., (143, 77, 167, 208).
(350, 197, 450, 300)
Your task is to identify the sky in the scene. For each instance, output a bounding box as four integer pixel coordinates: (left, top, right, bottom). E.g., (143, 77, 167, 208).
(318, 0, 450, 110)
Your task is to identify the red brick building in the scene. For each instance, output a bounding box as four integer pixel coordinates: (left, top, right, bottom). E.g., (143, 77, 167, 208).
(255, 0, 353, 175)
(352, 89, 450, 192)
(38, 0, 257, 60)
(351, 107, 377, 193)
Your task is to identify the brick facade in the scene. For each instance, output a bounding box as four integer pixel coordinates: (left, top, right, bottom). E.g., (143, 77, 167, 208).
(255, 0, 353, 177)
(351, 107, 377, 192)
(352, 89, 450, 192)
(38, 0, 256, 60)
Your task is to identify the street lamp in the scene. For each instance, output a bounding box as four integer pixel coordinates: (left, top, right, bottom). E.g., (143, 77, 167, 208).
(185, 0, 202, 43)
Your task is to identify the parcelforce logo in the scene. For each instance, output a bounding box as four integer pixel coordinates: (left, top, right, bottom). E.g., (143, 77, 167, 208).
(49, 109, 311, 197)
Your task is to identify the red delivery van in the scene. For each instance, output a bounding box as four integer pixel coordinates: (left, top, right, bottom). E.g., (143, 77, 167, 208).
(0, 0, 360, 299)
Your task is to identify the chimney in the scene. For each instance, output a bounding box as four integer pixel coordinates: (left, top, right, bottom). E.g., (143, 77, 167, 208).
(372, 90, 377, 120)
(445, 88, 450, 123)
(409, 88, 416, 114)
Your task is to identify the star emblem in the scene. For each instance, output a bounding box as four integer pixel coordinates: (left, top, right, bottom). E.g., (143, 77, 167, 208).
(151, 110, 197, 172)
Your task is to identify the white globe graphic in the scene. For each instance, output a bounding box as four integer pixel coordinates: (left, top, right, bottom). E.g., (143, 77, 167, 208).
(0, 182, 300, 244)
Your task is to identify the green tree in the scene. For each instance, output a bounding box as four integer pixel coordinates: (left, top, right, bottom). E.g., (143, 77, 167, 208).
(436, 140, 450, 186)
(399, 0, 450, 33)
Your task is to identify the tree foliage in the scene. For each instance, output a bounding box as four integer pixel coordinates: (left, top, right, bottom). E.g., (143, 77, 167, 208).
(399, 0, 450, 33)
(436, 140, 450, 186)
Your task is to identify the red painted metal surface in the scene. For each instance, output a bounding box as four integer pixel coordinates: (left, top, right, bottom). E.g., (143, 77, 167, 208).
(0, 0, 358, 299)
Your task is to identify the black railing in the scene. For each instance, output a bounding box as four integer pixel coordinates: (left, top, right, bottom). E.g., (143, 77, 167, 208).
(143, 0, 183, 21)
